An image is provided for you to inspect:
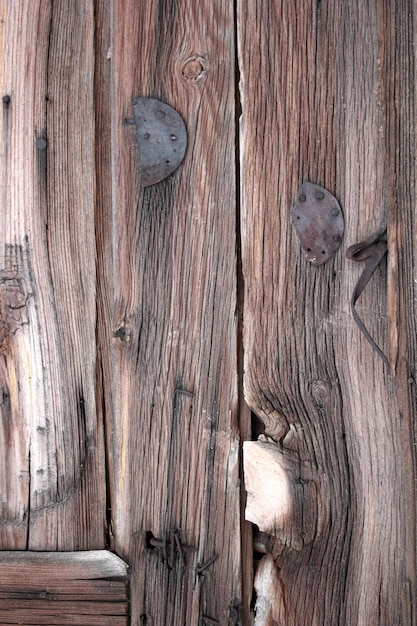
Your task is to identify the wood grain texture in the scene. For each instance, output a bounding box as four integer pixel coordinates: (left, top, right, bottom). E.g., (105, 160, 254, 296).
(110, 1, 241, 624)
(94, 0, 114, 551)
(0, 551, 129, 626)
(0, 1, 106, 549)
(239, 0, 417, 624)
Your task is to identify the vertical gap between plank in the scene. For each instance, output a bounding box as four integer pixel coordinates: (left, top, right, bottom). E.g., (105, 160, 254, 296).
(93, 0, 114, 552)
(235, 0, 254, 622)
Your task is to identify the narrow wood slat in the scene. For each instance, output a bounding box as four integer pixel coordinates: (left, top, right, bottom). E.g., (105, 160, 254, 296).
(0, 0, 106, 549)
(0, 581, 127, 601)
(0, 600, 128, 614)
(110, 1, 240, 624)
(239, 0, 416, 624)
(0, 551, 129, 625)
(0, 613, 127, 626)
(0, 550, 128, 581)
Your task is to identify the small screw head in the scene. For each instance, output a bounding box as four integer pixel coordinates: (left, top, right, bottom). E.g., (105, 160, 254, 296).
(331, 207, 340, 217)
(36, 137, 48, 150)
(333, 234, 341, 242)
(315, 191, 325, 200)
(299, 194, 306, 202)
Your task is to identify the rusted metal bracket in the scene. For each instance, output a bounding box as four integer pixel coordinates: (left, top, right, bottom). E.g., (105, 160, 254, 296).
(127, 97, 187, 187)
(346, 223, 390, 372)
(291, 182, 344, 265)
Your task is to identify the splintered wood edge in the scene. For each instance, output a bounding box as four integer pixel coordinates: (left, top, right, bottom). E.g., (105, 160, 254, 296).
(253, 554, 282, 625)
(0, 550, 129, 581)
(243, 441, 292, 533)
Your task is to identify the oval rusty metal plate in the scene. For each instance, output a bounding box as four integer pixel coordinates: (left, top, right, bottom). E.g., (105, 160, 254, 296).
(291, 182, 344, 265)
(133, 97, 187, 187)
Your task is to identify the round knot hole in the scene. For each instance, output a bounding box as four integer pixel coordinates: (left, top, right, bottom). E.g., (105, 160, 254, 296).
(182, 56, 207, 81)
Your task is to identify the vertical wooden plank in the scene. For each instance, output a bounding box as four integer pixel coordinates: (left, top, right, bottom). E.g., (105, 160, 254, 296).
(111, 1, 240, 623)
(382, 2, 417, 620)
(0, 0, 106, 549)
(239, 0, 416, 624)
(94, 0, 114, 551)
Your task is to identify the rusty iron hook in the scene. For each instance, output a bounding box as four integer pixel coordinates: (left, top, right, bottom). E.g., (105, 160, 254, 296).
(346, 223, 390, 372)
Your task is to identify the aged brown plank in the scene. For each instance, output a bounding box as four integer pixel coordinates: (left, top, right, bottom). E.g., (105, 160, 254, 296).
(239, 0, 416, 624)
(0, 551, 129, 626)
(110, 0, 241, 623)
(0, 0, 106, 549)
(0, 613, 127, 626)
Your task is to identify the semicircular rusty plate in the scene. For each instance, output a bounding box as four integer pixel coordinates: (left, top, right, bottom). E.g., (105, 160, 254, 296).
(291, 182, 344, 265)
(133, 97, 187, 187)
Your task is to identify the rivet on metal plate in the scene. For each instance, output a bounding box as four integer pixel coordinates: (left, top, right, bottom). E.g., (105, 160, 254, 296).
(132, 97, 187, 187)
(291, 182, 344, 265)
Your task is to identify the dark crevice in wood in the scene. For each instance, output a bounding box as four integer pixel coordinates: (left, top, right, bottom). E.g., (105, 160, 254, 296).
(25, 448, 31, 551)
(235, 1, 254, 621)
(93, 0, 113, 551)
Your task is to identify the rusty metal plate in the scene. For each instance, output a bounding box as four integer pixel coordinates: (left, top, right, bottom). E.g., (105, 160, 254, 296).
(133, 97, 187, 187)
(291, 182, 344, 265)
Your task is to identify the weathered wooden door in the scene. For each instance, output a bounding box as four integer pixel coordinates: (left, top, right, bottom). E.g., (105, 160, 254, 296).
(1, 1, 416, 625)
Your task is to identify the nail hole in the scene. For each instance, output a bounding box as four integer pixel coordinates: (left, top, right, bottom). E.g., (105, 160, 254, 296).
(306, 247, 311, 252)
(145, 531, 156, 549)
(322, 250, 326, 254)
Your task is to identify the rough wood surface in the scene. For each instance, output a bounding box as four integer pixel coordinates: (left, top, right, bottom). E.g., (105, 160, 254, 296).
(0, 551, 129, 625)
(239, 0, 417, 624)
(3, 1, 416, 624)
(110, 1, 241, 624)
(0, 1, 106, 549)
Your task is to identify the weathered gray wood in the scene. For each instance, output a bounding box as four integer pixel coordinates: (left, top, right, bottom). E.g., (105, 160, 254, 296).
(110, 0, 241, 623)
(239, 0, 417, 624)
(0, 0, 106, 549)
(0, 551, 129, 626)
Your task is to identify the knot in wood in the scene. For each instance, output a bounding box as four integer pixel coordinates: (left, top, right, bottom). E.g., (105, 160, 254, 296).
(311, 380, 330, 404)
(182, 55, 207, 80)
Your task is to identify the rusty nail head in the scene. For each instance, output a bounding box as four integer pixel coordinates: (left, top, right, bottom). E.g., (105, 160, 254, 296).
(196, 554, 217, 574)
